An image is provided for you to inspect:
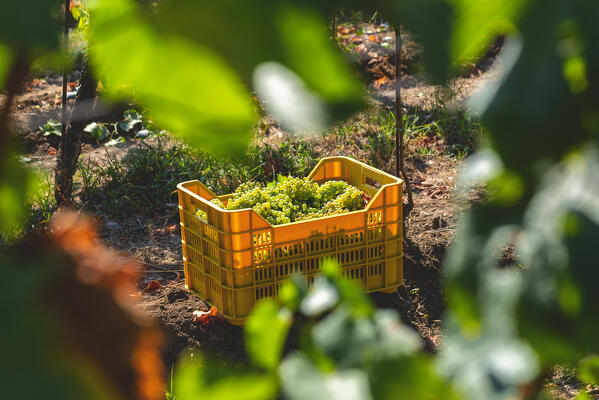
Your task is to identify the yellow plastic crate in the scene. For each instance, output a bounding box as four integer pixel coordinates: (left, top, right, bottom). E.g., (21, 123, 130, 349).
(177, 156, 403, 325)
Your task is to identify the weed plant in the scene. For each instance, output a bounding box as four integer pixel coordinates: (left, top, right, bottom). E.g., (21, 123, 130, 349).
(364, 95, 483, 166)
(77, 140, 317, 217)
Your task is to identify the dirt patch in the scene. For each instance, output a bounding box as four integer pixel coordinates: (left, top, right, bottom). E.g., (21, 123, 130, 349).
(372, 156, 458, 350)
(137, 283, 246, 367)
(8, 74, 132, 168)
(336, 22, 503, 110)
(336, 23, 422, 87)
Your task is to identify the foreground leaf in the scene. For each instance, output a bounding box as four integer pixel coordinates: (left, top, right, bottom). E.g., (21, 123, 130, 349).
(246, 300, 292, 371)
(90, 0, 256, 155)
(0, 154, 40, 237)
(174, 355, 275, 400)
(280, 353, 373, 400)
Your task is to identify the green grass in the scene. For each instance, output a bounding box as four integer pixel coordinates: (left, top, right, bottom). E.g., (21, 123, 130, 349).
(28, 172, 57, 226)
(362, 98, 483, 163)
(77, 139, 317, 217)
(248, 141, 317, 181)
(78, 142, 249, 216)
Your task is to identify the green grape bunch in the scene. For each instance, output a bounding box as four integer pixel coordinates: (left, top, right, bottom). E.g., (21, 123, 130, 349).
(197, 176, 369, 225)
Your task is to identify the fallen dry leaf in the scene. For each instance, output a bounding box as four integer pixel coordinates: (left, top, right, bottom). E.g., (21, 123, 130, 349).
(155, 224, 177, 236)
(193, 306, 222, 325)
(374, 76, 389, 88)
(338, 27, 356, 35)
(146, 280, 161, 292)
(167, 273, 182, 285)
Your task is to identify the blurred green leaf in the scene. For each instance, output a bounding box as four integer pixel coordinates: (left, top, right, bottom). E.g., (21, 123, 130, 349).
(300, 277, 339, 316)
(253, 62, 329, 132)
(280, 353, 372, 400)
(0, 154, 41, 237)
(274, 5, 364, 117)
(380, 0, 528, 81)
(312, 307, 375, 368)
(246, 300, 292, 371)
(517, 150, 599, 363)
(579, 355, 599, 385)
(0, 44, 12, 89)
(440, 330, 538, 400)
(369, 310, 421, 359)
(278, 277, 308, 311)
(370, 356, 459, 400)
(320, 258, 373, 316)
(152, 0, 365, 130)
(450, 0, 529, 63)
(174, 354, 275, 400)
(477, 7, 586, 173)
(312, 307, 420, 369)
(0, 0, 62, 50)
(89, 0, 256, 155)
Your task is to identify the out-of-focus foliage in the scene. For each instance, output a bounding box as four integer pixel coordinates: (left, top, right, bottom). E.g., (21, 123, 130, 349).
(152, 0, 365, 128)
(2, 0, 599, 399)
(0, 44, 11, 88)
(173, 355, 276, 400)
(84, 0, 369, 151)
(0, 0, 62, 50)
(448, 0, 527, 62)
(172, 261, 458, 400)
(1, 212, 165, 400)
(440, 0, 599, 398)
(71, 1, 90, 34)
(89, 0, 256, 155)
(0, 155, 42, 238)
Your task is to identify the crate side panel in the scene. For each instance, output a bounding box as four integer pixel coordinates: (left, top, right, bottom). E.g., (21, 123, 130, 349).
(385, 257, 403, 288)
(366, 262, 385, 290)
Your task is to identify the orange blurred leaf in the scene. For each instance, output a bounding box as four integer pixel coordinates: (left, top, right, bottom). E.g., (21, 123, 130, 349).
(10, 210, 167, 400)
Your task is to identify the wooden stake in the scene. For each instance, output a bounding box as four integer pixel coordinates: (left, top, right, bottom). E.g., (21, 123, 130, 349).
(394, 27, 414, 210)
(61, 0, 69, 139)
